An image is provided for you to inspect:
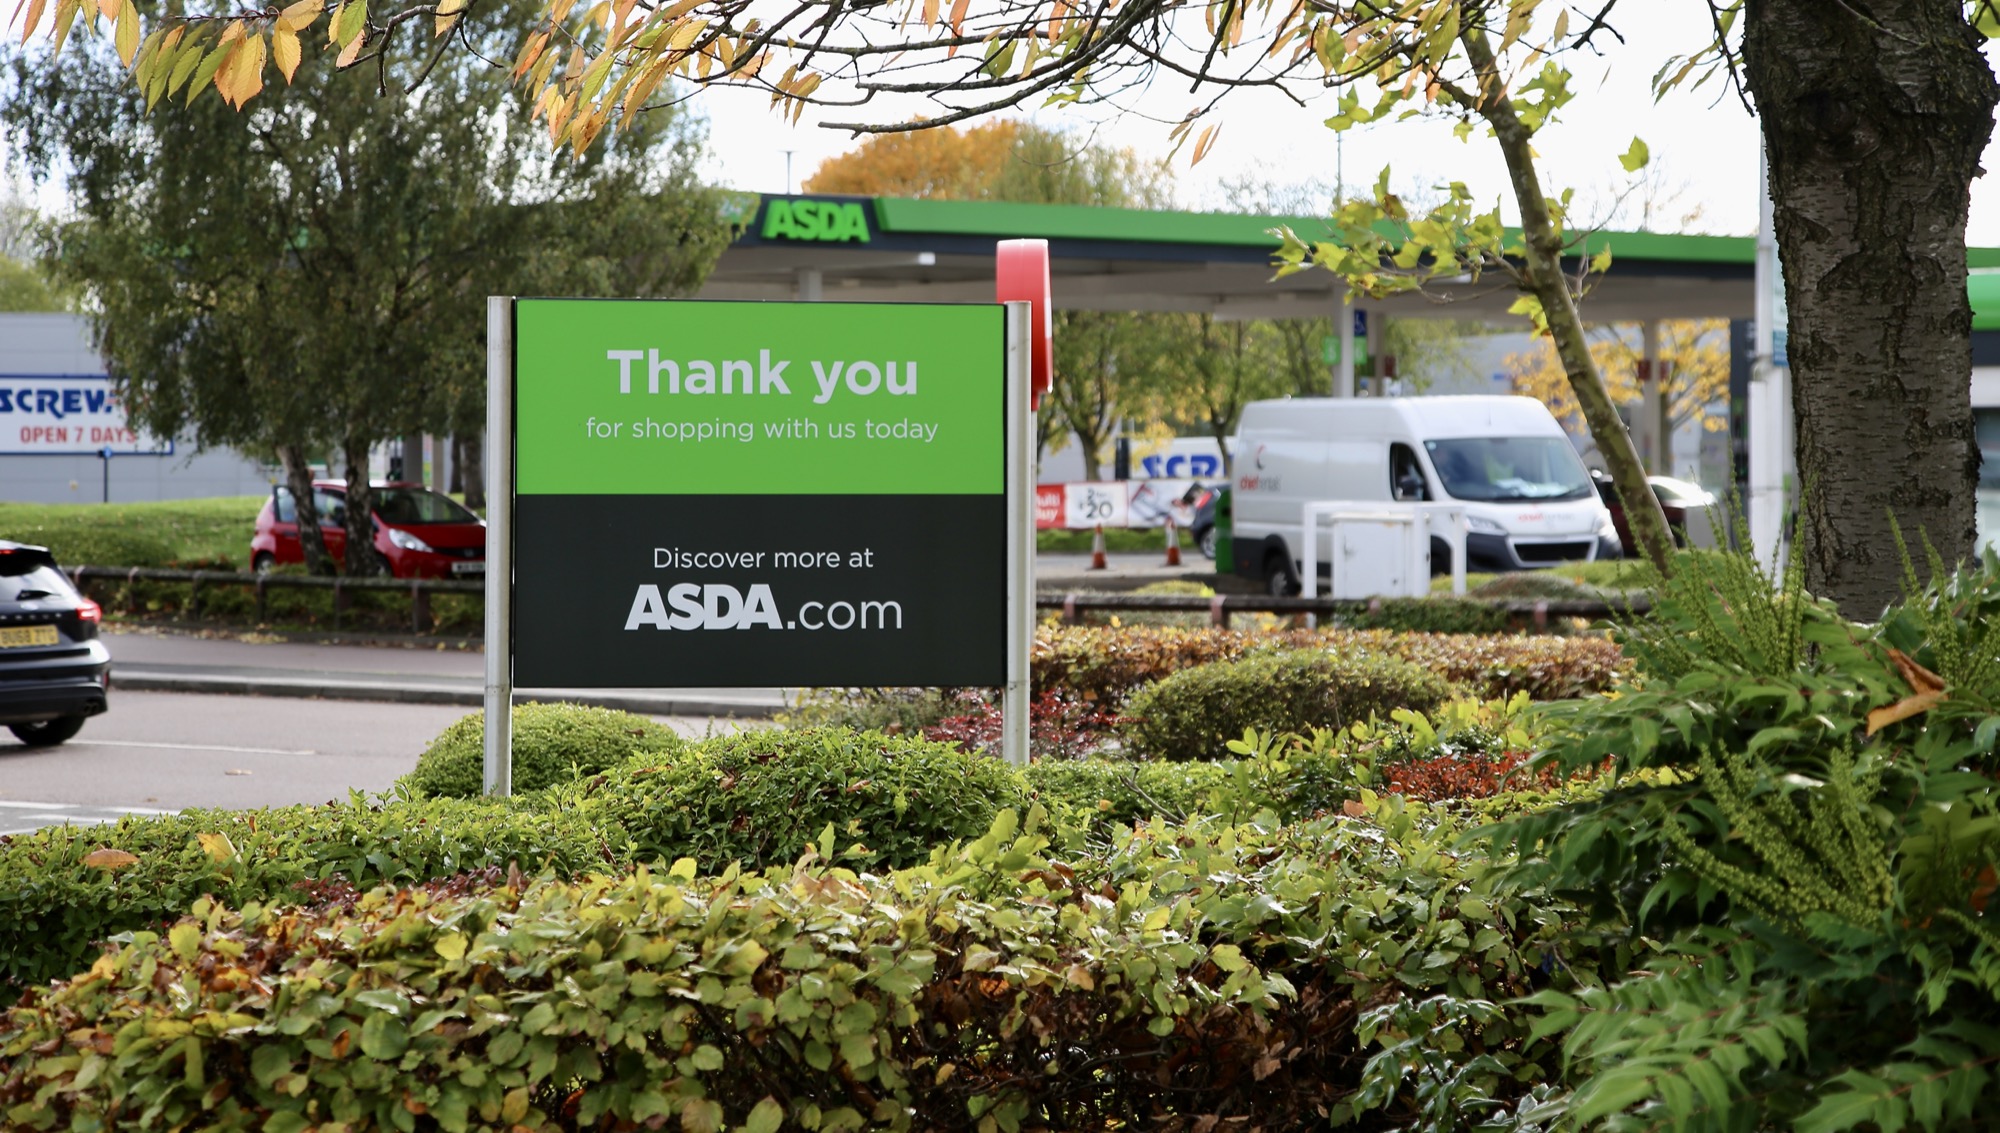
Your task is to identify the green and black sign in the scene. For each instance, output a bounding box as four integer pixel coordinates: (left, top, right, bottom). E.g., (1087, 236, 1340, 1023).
(510, 299, 1006, 688)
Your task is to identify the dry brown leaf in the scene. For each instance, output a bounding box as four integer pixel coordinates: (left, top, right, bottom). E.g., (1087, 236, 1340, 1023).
(1867, 691, 1947, 737)
(81, 848, 138, 869)
(1888, 647, 1946, 696)
(1868, 647, 1950, 735)
(1341, 799, 1367, 817)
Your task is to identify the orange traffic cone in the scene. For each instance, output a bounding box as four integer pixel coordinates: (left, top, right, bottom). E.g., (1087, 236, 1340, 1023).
(1089, 524, 1108, 570)
(1164, 518, 1182, 567)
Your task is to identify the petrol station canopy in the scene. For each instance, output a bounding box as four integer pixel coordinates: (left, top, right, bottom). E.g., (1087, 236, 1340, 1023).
(701, 194, 2000, 325)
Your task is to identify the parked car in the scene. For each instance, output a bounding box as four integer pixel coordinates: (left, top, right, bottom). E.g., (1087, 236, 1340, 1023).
(251, 481, 487, 579)
(1187, 483, 1221, 559)
(0, 540, 108, 747)
(1591, 471, 1718, 556)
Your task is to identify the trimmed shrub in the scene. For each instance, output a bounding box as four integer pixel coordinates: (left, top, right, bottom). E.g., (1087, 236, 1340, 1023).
(1122, 649, 1453, 761)
(1332, 595, 1513, 635)
(1034, 624, 1627, 707)
(776, 686, 961, 733)
(401, 702, 685, 798)
(0, 810, 1604, 1133)
(583, 727, 1031, 870)
(1024, 757, 1232, 828)
(0, 796, 610, 990)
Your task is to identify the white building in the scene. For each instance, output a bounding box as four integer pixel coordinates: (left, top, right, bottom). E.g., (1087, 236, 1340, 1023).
(0, 313, 272, 503)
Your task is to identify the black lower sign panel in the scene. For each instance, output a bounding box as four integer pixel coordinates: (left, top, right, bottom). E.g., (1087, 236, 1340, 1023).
(513, 495, 1006, 688)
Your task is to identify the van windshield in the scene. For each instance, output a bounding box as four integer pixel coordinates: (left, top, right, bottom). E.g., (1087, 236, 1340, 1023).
(1423, 437, 1593, 502)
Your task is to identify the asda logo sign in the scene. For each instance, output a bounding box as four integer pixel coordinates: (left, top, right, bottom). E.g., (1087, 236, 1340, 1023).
(760, 197, 870, 243)
(624, 582, 904, 632)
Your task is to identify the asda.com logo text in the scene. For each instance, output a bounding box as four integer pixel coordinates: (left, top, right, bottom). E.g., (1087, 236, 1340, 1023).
(624, 584, 903, 631)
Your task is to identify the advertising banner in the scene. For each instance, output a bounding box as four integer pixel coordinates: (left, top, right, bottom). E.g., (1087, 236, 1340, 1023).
(510, 299, 1006, 688)
(1039, 481, 1203, 530)
(0, 374, 172, 456)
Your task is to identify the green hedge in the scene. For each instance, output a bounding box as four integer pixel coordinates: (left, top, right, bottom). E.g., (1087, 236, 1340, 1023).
(1121, 649, 1454, 761)
(0, 807, 1612, 1133)
(579, 727, 1030, 870)
(401, 702, 686, 798)
(0, 797, 608, 989)
(1033, 624, 1627, 707)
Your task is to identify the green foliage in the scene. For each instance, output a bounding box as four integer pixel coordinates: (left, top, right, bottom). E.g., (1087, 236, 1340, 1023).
(1333, 595, 1513, 635)
(1478, 545, 2000, 1130)
(0, 795, 609, 989)
(1023, 756, 1234, 829)
(401, 702, 685, 799)
(1122, 648, 1452, 761)
(1880, 534, 2000, 708)
(0, 807, 1610, 1132)
(577, 727, 1031, 871)
(775, 686, 960, 734)
(1034, 624, 1627, 708)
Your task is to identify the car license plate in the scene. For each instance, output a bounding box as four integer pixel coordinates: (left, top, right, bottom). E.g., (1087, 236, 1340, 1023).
(450, 561, 485, 575)
(0, 625, 59, 648)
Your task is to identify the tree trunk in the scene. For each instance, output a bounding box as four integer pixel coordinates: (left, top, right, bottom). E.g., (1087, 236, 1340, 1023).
(1743, 0, 1995, 616)
(459, 429, 487, 511)
(341, 435, 387, 577)
(274, 442, 336, 576)
(1461, 24, 1677, 574)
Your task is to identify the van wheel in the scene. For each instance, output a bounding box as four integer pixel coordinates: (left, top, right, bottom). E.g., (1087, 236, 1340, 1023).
(1263, 552, 1300, 597)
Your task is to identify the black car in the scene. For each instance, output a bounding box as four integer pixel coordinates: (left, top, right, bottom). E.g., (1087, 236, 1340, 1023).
(0, 541, 109, 746)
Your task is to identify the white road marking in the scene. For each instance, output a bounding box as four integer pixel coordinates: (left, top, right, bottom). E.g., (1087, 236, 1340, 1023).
(77, 739, 319, 757)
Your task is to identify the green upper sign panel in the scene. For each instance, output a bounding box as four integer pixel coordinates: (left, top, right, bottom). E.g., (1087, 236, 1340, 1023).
(514, 299, 1003, 495)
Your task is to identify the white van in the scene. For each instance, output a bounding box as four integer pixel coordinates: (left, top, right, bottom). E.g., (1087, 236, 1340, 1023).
(1231, 395, 1620, 593)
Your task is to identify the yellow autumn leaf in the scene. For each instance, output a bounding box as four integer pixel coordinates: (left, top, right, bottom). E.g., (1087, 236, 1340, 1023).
(275, 0, 321, 32)
(113, 0, 139, 65)
(93, 0, 116, 21)
(196, 832, 238, 862)
(1190, 121, 1220, 165)
(223, 33, 267, 105)
(20, 0, 50, 42)
(272, 25, 301, 81)
(81, 848, 139, 869)
(433, 0, 465, 35)
(334, 25, 364, 66)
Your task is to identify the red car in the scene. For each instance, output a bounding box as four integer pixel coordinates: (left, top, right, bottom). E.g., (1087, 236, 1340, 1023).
(251, 481, 486, 579)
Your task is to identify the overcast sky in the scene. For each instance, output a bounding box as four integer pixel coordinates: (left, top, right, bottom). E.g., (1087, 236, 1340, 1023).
(693, 6, 2000, 247)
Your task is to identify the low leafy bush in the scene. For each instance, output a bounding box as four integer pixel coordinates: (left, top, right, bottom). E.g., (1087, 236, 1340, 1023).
(1033, 624, 1626, 707)
(0, 806, 1612, 1133)
(1024, 756, 1232, 828)
(577, 727, 1031, 870)
(401, 702, 685, 798)
(1474, 545, 2000, 1128)
(775, 686, 962, 734)
(1121, 649, 1452, 761)
(923, 688, 1126, 760)
(0, 796, 610, 990)
(1331, 595, 1515, 635)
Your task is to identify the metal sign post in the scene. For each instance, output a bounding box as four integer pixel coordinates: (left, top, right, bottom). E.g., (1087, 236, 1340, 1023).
(483, 296, 514, 796)
(1002, 301, 1032, 766)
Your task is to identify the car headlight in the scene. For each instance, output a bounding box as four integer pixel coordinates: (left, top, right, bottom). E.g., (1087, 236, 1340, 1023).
(1466, 515, 1507, 535)
(386, 528, 435, 553)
